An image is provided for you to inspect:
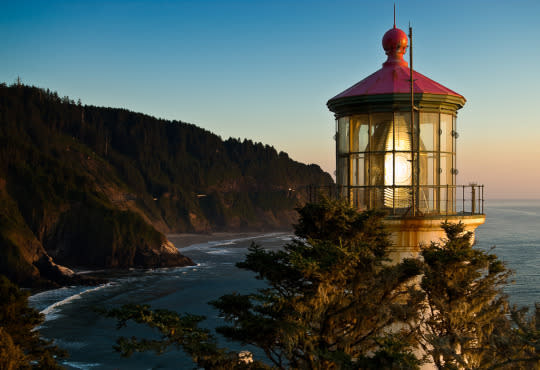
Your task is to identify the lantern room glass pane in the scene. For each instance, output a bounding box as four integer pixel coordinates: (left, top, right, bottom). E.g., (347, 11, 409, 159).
(350, 115, 369, 153)
(419, 152, 436, 185)
(420, 112, 438, 151)
(419, 151, 435, 213)
(370, 113, 393, 152)
(350, 188, 367, 210)
(440, 114, 453, 152)
(370, 187, 385, 209)
(350, 154, 365, 186)
(385, 113, 412, 209)
(440, 153, 453, 186)
(337, 117, 349, 154)
(392, 113, 412, 154)
(419, 187, 434, 213)
(453, 153, 457, 185)
(337, 156, 348, 187)
(369, 153, 384, 186)
(453, 115, 457, 153)
(440, 185, 450, 213)
(369, 114, 391, 204)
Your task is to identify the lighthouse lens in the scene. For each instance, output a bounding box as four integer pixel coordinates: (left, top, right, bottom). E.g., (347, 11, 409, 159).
(384, 153, 411, 185)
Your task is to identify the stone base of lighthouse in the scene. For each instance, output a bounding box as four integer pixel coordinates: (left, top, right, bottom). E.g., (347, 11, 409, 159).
(383, 214, 486, 264)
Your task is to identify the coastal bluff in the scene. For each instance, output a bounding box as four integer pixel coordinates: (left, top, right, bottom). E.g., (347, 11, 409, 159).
(0, 83, 332, 287)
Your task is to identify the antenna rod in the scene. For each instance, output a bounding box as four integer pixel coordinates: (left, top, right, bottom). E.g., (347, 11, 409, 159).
(409, 23, 416, 216)
(393, 4, 396, 27)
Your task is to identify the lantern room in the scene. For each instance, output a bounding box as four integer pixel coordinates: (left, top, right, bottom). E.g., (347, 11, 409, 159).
(326, 24, 485, 259)
(328, 25, 477, 217)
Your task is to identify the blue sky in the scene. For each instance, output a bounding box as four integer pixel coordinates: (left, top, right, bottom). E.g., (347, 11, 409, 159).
(1, 0, 539, 198)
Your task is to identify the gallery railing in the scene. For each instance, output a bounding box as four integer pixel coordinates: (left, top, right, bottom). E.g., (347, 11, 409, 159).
(302, 184, 484, 217)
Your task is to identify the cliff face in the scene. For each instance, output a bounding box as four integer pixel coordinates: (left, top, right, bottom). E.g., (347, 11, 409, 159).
(0, 173, 194, 288)
(0, 84, 333, 287)
(45, 203, 192, 269)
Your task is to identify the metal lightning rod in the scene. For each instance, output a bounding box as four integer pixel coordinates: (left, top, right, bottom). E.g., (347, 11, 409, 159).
(409, 22, 417, 216)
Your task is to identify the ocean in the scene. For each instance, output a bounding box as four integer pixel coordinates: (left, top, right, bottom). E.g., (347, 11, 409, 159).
(28, 200, 540, 369)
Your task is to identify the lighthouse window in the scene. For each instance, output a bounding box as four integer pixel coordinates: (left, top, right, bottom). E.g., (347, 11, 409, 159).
(453, 116, 457, 153)
(453, 153, 457, 183)
(350, 154, 365, 186)
(370, 113, 393, 153)
(337, 157, 348, 188)
(420, 112, 438, 151)
(419, 152, 437, 186)
(440, 153, 453, 186)
(337, 117, 349, 154)
(350, 115, 369, 153)
(440, 114, 453, 152)
(350, 187, 367, 210)
(369, 153, 384, 186)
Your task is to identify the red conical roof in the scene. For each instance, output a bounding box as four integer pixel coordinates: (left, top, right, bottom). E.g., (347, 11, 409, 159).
(328, 26, 464, 102)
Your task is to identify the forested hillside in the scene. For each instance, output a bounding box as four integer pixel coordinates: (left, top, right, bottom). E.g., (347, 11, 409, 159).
(0, 83, 333, 286)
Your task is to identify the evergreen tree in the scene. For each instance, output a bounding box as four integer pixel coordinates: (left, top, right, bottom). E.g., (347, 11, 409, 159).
(211, 198, 424, 369)
(0, 327, 27, 370)
(505, 303, 540, 369)
(0, 275, 65, 369)
(418, 222, 538, 369)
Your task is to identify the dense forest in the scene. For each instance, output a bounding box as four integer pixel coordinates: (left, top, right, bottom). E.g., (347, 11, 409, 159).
(0, 83, 333, 287)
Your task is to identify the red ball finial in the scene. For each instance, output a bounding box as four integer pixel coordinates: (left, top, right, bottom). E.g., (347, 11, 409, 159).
(382, 26, 408, 66)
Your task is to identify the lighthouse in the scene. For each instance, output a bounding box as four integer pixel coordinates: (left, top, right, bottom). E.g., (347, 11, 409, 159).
(326, 24, 485, 262)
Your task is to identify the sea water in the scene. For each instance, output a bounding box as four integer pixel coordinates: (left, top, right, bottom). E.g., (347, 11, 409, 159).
(474, 199, 540, 308)
(29, 234, 291, 369)
(28, 201, 540, 369)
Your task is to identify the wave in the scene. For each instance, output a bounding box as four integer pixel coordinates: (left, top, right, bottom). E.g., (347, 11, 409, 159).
(178, 232, 290, 252)
(212, 240, 236, 246)
(39, 283, 113, 322)
(206, 249, 236, 255)
(139, 263, 201, 275)
(60, 361, 101, 370)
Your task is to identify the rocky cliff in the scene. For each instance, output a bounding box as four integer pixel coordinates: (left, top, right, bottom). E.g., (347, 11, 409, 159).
(0, 83, 332, 287)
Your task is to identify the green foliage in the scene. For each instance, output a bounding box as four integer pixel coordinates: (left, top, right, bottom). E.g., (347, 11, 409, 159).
(504, 304, 540, 369)
(354, 336, 423, 370)
(101, 303, 270, 369)
(0, 275, 66, 368)
(0, 327, 27, 370)
(419, 222, 539, 369)
(106, 199, 425, 369)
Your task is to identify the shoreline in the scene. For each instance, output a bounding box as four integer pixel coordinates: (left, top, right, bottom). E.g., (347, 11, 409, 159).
(167, 230, 292, 249)
(30, 231, 293, 308)
(30, 231, 292, 296)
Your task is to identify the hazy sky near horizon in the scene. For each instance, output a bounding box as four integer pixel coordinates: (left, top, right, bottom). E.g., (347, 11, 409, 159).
(1, 0, 539, 199)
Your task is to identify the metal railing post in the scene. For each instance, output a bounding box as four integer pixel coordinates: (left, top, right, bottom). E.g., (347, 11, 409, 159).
(472, 185, 476, 214)
(462, 186, 465, 213)
(446, 184, 449, 215)
(481, 185, 484, 214)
